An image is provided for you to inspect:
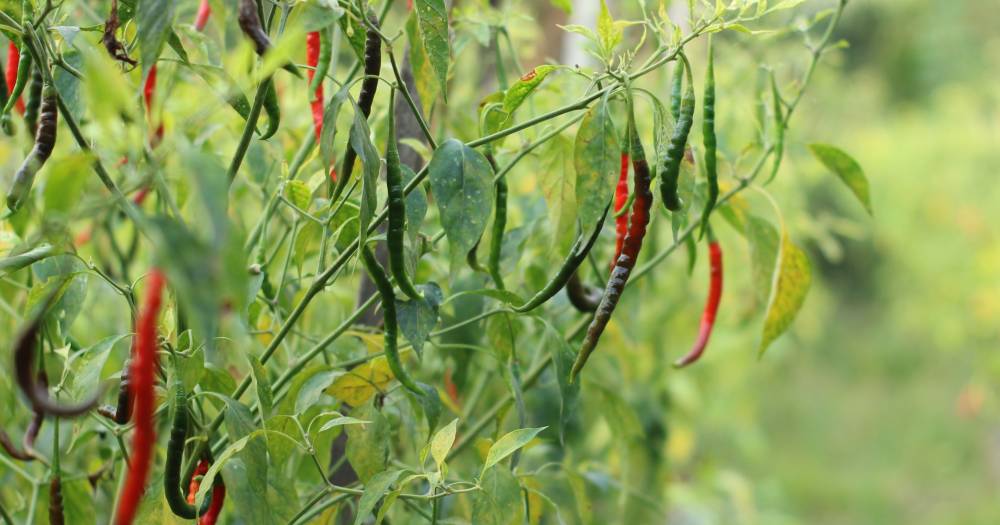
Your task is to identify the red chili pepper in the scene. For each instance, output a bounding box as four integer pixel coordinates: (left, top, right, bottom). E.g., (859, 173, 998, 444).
(186, 459, 225, 524)
(114, 269, 165, 525)
(674, 238, 723, 368)
(194, 0, 212, 31)
(6, 42, 24, 115)
(143, 66, 164, 146)
(305, 31, 323, 141)
(611, 151, 629, 271)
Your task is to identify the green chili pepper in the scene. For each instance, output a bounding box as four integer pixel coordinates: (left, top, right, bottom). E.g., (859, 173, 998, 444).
(23, 65, 42, 137)
(360, 245, 424, 396)
(164, 382, 216, 519)
(259, 78, 280, 140)
(510, 206, 608, 313)
(7, 84, 57, 212)
(309, 27, 332, 94)
(669, 60, 683, 122)
(0, 49, 31, 131)
(659, 53, 695, 212)
(698, 38, 718, 238)
(486, 153, 507, 290)
(385, 89, 423, 301)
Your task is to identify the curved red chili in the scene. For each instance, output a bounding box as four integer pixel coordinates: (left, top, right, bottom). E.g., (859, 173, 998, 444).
(187, 459, 226, 524)
(114, 269, 165, 525)
(674, 238, 723, 368)
(143, 65, 164, 145)
(611, 151, 629, 271)
(306, 31, 324, 141)
(194, 0, 212, 31)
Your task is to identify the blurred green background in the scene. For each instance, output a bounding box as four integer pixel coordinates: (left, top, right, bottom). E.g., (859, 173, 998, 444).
(646, 1, 1000, 523)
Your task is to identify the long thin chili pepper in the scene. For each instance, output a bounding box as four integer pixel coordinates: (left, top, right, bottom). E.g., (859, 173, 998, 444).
(259, 79, 280, 140)
(306, 30, 331, 141)
(49, 475, 64, 525)
(571, 91, 654, 381)
(14, 284, 102, 417)
(698, 38, 718, 238)
(164, 382, 215, 519)
(0, 368, 44, 461)
(332, 12, 380, 199)
(114, 270, 165, 525)
(237, 0, 300, 77)
(385, 89, 422, 301)
(7, 83, 57, 212)
(143, 65, 164, 145)
(510, 207, 608, 313)
(566, 272, 600, 313)
(102, 0, 137, 66)
(674, 234, 722, 368)
(486, 153, 507, 290)
(659, 54, 695, 212)
(611, 150, 629, 271)
(0, 432, 33, 461)
(360, 246, 423, 396)
(1, 49, 31, 128)
(23, 65, 41, 136)
(669, 60, 683, 122)
(5, 42, 24, 115)
(194, 0, 212, 31)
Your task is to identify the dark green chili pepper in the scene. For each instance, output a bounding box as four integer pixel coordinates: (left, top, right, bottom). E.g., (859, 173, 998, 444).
(164, 382, 215, 519)
(669, 60, 683, 122)
(0, 49, 31, 130)
(360, 245, 423, 397)
(0, 368, 44, 461)
(659, 54, 695, 212)
(99, 353, 132, 423)
(571, 92, 654, 381)
(486, 153, 507, 290)
(23, 65, 42, 136)
(259, 78, 280, 140)
(510, 206, 608, 313)
(49, 475, 64, 525)
(102, 0, 137, 66)
(7, 83, 57, 212)
(565, 272, 601, 313)
(332, 11, 380, 200)
(698, 38, 717, 238)
(385, 89, 422, 301)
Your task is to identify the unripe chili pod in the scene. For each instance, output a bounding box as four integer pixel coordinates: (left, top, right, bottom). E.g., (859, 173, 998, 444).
(7, 83, 57, 212)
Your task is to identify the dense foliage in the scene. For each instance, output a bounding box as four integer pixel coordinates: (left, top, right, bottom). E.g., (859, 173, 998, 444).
(0, 0, 876, 523)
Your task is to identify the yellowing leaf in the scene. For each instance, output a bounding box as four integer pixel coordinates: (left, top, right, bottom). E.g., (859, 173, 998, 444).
(327, 356, 395, 406)
(760, 231, 812, 355)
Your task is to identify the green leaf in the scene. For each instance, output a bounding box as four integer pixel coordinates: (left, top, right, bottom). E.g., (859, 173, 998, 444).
(396, 282, 443, 357)
(596, 0, 622, 58)
(346, 399, 390, 482)
(349, 98, 382, 251)
(320, 84, 349, 169)
(808, 143, 873, 215)
(220, 397, 274, 524)
(746, 216, 780, 305)
(42, 153, 89, 215)
(545, 325, 579, 445)
(0, 244, 55, 276)
(136, 0, 175, 78)
(760, 231, 812, 355)
(482, 426, 546, 474)
(284, 180, 313, 212)
(574, 95, 619, 231)
(318, 414, 369, 433)
(542, 135, 578, 255)
(405, 12, 439, 112)
(338, 11, 367, 61)
(353, 470, 403, 525)
(414, 0, 451, 101)
(429, 418, 458, 470)
(249, 354, 274, 421)
(472, 467, 522, 525)
(69, 335, 127, 401)
(427, 139, 495, 256)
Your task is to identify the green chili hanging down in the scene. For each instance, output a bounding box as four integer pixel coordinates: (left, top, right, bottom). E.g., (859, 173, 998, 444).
(385, 89, 422, 301)
(7, 84, 57, 212)
(259, 79, 281, 140)
(510, 206, 608, 314)
(0, 368, 46, 460)
(486, 153, 507, 290)
(669, 60, 683, 122)
(360, 246, 423, 396)
(698, 38, 718, 238)
(22, 65, 41, 136)
(98, 353, 133, 423)
(332, 12, 381, 199)
(566, 272, 601, 313)
(164, 382, 215, 519)
(0, 49, 31, 131)
(659, 54, 695, 212)
(571, 94, 654, 381)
